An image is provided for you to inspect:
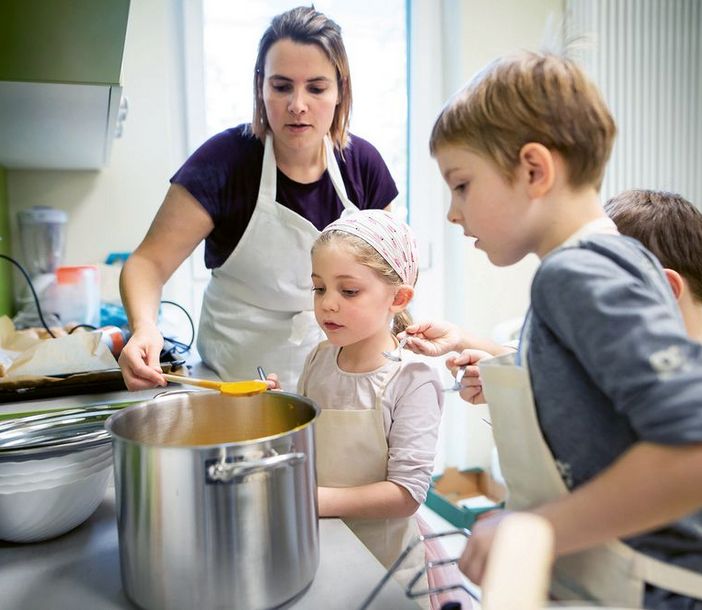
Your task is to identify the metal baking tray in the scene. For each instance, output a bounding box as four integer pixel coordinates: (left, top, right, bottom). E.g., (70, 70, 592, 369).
(0, 361, 185, 404)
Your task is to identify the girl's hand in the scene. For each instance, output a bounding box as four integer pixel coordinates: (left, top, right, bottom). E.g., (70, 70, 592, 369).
(398, 320, 464, 357)
(446, 349, 493, 404)
(265, 373, 281, 391)
(458, 509, 511, 584)
(118, 325, 166, 390)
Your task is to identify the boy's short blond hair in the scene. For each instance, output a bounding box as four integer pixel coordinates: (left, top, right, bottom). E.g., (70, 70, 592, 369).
(430, 51, 617, 190)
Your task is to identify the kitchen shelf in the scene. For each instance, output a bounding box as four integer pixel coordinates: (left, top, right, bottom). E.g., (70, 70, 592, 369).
(0, 0, 130, 170)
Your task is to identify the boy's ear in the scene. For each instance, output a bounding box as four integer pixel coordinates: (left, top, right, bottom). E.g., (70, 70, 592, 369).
(391, 286, 414, 310)
(519, 143, 555, 198)
(664, 268, 685, 300)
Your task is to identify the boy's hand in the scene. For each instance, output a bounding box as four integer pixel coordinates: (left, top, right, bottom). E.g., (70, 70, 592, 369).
(446, 349, 493, 404)
(399, 320, 464, 356)
(458, 509, 510, 584)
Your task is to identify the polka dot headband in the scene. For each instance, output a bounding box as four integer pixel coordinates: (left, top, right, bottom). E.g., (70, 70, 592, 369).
(321, 210, 418, 286)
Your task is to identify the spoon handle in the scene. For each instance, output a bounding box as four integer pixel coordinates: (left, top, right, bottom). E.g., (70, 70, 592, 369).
(162, 373, 221, 390)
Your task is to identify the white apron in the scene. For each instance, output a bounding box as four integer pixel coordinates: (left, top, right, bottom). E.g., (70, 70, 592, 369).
(309, 357, 428, 605)
(197, 134, 358, 390)
(479, 344, 702, 606)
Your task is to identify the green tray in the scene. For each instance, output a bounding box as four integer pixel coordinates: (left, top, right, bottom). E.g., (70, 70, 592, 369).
(424, 467, 505, 530)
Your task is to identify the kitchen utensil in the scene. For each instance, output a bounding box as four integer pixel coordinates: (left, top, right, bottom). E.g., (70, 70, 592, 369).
(443, 366, 467, 392)
(0, 443, 110, 476)
(0, 405, 122, 458)
(13, 206, 68, 329)
(360, 529, 479, 609)
(54, 264, 101, 327)
(106, 390, 320, 610)
(480, 513, 554, 610)
(383, 336, 408, 362)
(0, 465, 111, 543)
(0, 453, 111, 492)
(17, 206, 67, 277)
(162, 372, 268, 396)
(0, 447, 111, 485)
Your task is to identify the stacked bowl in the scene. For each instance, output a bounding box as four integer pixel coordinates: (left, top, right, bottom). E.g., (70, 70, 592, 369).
(0, 405, 121, 543)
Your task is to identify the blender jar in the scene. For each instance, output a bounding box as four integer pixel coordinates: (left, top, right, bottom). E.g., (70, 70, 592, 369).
(13, 206, 68, 328)
(17, 206, 67, 277)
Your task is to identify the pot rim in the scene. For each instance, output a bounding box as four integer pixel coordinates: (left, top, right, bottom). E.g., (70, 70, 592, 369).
(105, 390, 319, 450)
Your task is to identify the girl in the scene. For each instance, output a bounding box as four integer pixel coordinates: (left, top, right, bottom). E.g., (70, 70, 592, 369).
(297, 210, 444, 603)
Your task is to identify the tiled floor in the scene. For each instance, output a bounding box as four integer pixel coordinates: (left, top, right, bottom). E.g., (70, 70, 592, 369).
(417, 504, 482, 609)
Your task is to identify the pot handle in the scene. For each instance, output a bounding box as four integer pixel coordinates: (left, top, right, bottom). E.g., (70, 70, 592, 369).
(206, 452, 306, 483)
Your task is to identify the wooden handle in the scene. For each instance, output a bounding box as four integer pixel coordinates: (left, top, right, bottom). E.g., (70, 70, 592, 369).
(481, 513, 554, 610)
(162, 373, 221, 390)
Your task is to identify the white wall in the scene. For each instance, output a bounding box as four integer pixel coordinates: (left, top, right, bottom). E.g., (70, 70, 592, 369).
(452, 0, 562, 340)
(433, 0, 563, 472)
(6, 0, 193, 312)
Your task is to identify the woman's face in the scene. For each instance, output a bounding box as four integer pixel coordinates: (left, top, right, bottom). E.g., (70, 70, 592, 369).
(262, 39, 339, 156)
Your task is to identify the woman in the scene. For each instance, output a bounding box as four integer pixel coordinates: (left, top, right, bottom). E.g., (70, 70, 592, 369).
(118, 6, 398, 390)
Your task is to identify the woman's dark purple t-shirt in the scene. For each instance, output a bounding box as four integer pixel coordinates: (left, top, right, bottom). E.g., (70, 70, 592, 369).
(170, 124, 399, 269)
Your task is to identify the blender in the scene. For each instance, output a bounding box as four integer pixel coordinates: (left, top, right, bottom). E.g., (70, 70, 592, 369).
(13, 206, 68, 329)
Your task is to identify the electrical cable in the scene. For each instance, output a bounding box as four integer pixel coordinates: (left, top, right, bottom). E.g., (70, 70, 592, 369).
(160, 299, 195, 352)
(0, 253, 57, 338)
(68, 324, 98, 334)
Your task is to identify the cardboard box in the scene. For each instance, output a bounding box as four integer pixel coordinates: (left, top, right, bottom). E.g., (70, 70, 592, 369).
(425, 467, 507, 529)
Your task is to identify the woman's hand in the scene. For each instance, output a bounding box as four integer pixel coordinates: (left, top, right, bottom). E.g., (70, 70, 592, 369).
(398, 320, 465, 357)
(118, 324, 166, 390)
(446, 348, 493, 404)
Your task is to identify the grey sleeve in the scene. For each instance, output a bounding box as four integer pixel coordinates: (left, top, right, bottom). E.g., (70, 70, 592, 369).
(532, 247, 702, 444)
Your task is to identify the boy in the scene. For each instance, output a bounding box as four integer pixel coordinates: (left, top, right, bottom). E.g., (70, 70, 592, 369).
(606, 189, 702, 343)
(407, 51, 702, 608)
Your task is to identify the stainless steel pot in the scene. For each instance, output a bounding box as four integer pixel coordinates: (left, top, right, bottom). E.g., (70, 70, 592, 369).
(106, 390, 320, 610)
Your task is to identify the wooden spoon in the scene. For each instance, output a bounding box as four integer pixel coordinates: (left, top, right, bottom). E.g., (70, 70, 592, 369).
(481, 513, 554, 610)
(162, 373, 268, 397)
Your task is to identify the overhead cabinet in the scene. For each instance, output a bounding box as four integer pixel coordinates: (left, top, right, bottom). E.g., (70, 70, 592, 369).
(0, 0, 130, 170)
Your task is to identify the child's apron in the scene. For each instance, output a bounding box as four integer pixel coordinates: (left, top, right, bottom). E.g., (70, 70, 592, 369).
(197, 134, 358, 391)
(479, 352, 702, 606)
(315, 363, 428, 604)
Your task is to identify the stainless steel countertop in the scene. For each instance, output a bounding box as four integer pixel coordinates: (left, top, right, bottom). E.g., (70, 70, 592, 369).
(0, 373, 420, 609)
(0, 487, 418, 609)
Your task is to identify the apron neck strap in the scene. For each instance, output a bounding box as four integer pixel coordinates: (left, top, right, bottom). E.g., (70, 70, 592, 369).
(260, 133, 359, 213)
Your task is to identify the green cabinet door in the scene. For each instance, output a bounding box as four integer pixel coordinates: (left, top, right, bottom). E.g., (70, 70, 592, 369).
(0, 0, 130, 85)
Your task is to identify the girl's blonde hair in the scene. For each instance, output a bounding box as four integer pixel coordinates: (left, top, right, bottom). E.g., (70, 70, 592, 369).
(312, 231, 415, 335)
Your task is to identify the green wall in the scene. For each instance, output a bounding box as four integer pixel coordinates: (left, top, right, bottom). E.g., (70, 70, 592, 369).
(0, 167, 13, 317)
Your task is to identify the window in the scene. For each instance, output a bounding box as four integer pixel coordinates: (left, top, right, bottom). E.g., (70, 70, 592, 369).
(202, 0, 408, 213)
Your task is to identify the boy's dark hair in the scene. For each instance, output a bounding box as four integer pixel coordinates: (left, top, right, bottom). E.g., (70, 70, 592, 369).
(430, 50, 617, 190)
(605, 189, 702, 301)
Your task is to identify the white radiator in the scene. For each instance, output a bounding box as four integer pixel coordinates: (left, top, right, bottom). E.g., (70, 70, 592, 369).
(566, 0, 701, 206)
